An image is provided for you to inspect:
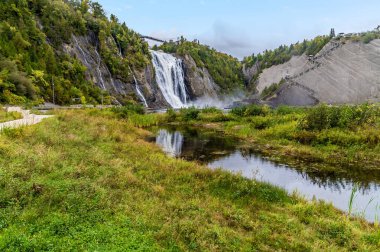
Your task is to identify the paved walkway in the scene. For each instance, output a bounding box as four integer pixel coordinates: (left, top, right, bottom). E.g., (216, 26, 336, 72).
(0, 107, 53, 131)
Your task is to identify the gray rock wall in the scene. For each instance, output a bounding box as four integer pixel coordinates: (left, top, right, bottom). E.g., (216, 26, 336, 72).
(249, 39, 380, 105)
(180, 54, 220, 99)
(63, 34, 168, 108)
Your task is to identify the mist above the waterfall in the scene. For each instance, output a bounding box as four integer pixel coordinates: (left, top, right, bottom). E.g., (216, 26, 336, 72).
(149, 49, 249, 109)
(191, 90, 247, 109)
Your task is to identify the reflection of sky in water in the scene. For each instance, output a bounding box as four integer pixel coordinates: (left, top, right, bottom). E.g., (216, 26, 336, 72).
(155, 129, 380, 222)
(209, 152, 380, 222)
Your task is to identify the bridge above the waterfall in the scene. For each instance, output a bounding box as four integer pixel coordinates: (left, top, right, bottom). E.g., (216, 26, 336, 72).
(140, 35, 201, 48)
(139, 35, 184, 45)
(140, 35, 168, 43)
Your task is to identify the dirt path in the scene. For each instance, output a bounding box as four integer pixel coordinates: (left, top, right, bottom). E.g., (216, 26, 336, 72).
(0, 107, 53, 131)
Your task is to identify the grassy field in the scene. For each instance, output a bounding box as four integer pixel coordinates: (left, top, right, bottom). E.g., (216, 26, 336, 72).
(0, 107, 22, 123)
(149, 105, 380, 180)
(0, 109, 379, 251)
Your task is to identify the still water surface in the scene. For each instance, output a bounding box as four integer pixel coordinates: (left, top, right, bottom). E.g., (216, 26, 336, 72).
(151, 126, 380, 222)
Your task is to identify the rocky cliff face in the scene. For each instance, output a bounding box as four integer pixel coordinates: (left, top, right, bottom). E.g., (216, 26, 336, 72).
(180, 54, 220, 100)
(244, 39, 380, 106)
(63, 35, 222, 108)
(62, 34, 168, 108)
(242, 62, 260, 84)
(134, 65, 169, 108)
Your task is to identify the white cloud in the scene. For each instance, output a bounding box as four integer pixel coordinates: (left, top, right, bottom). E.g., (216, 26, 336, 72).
(196, 21, 256, 59)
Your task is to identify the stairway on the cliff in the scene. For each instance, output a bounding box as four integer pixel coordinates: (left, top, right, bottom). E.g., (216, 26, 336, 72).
(267, 40, 343, 102)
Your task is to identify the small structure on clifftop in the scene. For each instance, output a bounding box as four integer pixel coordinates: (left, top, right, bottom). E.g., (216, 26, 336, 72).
(330, 28, 336, 38)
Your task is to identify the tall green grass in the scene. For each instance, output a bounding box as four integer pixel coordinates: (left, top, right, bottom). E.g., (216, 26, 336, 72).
(0, 107, 22, 123)
(128, 113, 164, 127)
(348, 183, 359, 217)
(0, 110, 378, 250)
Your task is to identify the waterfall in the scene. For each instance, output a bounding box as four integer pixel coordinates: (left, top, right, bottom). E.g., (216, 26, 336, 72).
(73, 36, 90, 66)
(112, 36, 123, 57)
(128, 66, 148, 107)
(156, 129, 184, 157)
(94, 47, 117, 92)
(150, 50, 189, 108)
(94, 49, 106, 90)
(132, 74, 148, 108)
(104, 63, 117, 91)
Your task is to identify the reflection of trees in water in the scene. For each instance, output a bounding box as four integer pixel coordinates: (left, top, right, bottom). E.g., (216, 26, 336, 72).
(239, 147, 378, 193)
(153, 126, 380, 194)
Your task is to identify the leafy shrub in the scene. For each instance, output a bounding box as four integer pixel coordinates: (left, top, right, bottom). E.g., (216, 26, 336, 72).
(292, 131, 317, 144)
(199, 112, 233, 122)
(247, 116, 274, 130)
(111, 104, 145, 118)
(259, 122, 297, 140)
(362, 32, 379, 44)
(245, 105, 271, 117)
(261, 79, 285, 98)
(231, 105, 271, 117)
(165, 108, 177, 122)
(299, 104, 379, 131)
(361, 129, 380, 146)
(201, 106, 222, 114)
(275, 106, 306, 115)
(180, 107, 200, 121)
(316, 129, 362, 146)
(244, 105, 263, 117)
(230, 106, 246, 117)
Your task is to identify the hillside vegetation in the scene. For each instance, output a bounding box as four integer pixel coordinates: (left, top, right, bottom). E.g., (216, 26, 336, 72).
(242, 35, 331, 85)
(158, 39, 245, 92)
(0, 109, 379, 251)
(0, 0, 149, 105)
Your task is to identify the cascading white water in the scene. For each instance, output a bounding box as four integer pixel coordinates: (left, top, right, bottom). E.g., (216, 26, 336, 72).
(112, 36, 123, 57)
(94, 49, 106, 90)
(73, 36, 90, 66)
(94, 47, 118, 92)
(127, 66, 148, 107)
(132, 74, 148, 108)
(150, 50, 189, 108)
(156, 129, 184, 157)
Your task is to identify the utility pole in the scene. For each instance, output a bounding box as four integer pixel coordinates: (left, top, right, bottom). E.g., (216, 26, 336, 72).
(52, 76, 55, 105)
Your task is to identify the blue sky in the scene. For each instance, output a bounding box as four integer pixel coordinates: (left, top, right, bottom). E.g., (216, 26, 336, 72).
(96, 0, 380, 58)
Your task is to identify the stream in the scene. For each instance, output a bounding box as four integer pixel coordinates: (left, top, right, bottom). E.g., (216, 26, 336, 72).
(150, 126, 380, 222)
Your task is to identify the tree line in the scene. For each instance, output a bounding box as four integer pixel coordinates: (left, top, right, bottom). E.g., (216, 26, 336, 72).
(0, 0, 150, 105)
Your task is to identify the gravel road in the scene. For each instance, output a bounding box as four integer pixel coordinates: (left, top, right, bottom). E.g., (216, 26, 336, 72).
(0, 107, 53, 131)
